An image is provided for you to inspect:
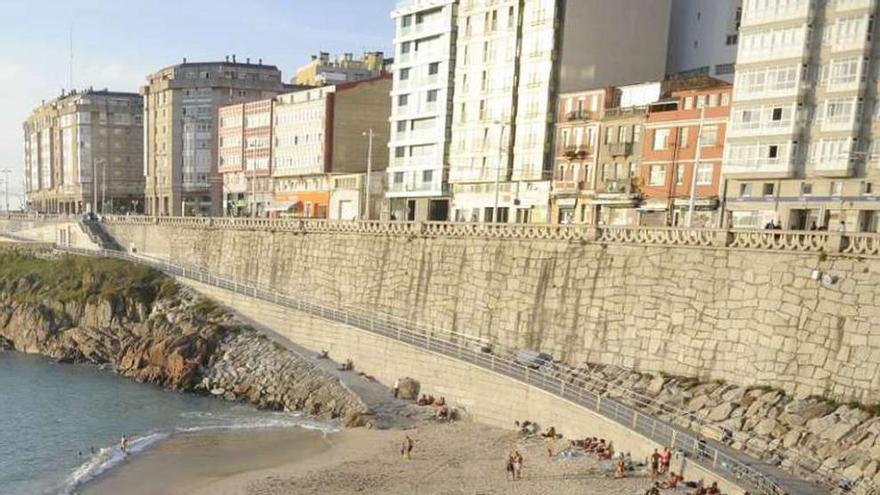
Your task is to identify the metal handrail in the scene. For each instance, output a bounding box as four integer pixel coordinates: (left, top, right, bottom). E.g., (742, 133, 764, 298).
(49, 245, 802, 495)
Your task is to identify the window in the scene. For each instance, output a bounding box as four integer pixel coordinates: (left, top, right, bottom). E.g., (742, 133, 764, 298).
(721, 93, 731, 106)
(401, 15, 412, 28)
(649, 165, 666, 186)
(772, 108, 783, 121)
(701, 126, 718, 146)
(618, 126, 628, 143)
(422, 170, 433, 183)
(863, 182, 874, 195)
(633, 126, 642, 142)
(762, 183, 775, 196)
(679, 127, 690, 148)
(831, 181, 843, 197)
(398, 94, 409, 106)
(676, 165, 685, 185)
(709, 94, 719, 107)
(768, 145, 779, 158)
(393, 172, 404, 184)
(401, 42, 411, 54)
(696, 163, 713, 185)
(684, 97, 694, 110)
(801, 182, 813, 196)
(395, 147, 406, 158)
(740, 183, 752, 197)
(653, 129, 669, 150)
(427, 89, 439, 102)
(605, 126, 615, 144)
(428, 62, 440, 76)
(397, 121, 407, 133)
(400, 68, 410, 80)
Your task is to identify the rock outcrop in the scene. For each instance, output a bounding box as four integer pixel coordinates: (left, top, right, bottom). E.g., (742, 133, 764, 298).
(0, 253, 367, 424)
(545, 362, 880, 495)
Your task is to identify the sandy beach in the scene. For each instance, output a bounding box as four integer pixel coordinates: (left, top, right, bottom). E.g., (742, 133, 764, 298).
(82, 419, 656, 495)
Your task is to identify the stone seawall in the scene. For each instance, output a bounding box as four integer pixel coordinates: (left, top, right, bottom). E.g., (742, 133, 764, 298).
(104, 222, 880, 401)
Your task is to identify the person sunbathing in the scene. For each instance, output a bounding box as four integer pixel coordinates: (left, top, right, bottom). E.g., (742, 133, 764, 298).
(660, 471, 684, 489)
(613, 456, 627, 478)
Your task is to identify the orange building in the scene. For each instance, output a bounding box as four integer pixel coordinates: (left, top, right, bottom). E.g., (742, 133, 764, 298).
(640, 81, 732, 227)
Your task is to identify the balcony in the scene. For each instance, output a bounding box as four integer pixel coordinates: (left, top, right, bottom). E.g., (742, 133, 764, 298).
(561, 146, 593, 160)
(835, 0, 875, 13)
(821, 115, 858, 133)
(608, 142, 634, 157)
(603, 106, 648, 119)
(811, 156, 854, 177)
(599, 179, 637, 196)
(741, 0, 811, 27)
(565, 110, 596, 122)
(553, 180, 578, 194)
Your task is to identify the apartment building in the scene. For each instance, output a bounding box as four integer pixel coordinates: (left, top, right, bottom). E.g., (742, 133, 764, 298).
(446, 0, 740, 224)
(218, 99, 275, 216)
(141, 58, 290, 216)
(642, 81, 733, 227)
(550, 88, 609, 224)
(23, 89, 144, 214)
(666, 0, 743, 82)
(724, 0, 880, 232)
(271, 76, 391, 219)
(294, 51, 389, 87)
(387, 0, 458, 221)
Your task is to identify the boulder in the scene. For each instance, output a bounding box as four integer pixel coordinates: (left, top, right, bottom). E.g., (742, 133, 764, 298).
(397, 377, 420, 400)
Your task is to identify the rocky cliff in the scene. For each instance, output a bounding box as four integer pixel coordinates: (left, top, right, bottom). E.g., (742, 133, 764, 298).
(0, 252, 367, 424)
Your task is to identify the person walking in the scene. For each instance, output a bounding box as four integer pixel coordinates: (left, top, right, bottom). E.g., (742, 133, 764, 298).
(506, 451, 516, 481)
(400, 435, 414, 460)
(392, 378, 400, 399)
(650, 448, 660, 480)
(120, 434, 129, 455)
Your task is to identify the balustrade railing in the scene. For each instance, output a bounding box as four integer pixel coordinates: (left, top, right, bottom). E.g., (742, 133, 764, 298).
(79, 215, 878, 256)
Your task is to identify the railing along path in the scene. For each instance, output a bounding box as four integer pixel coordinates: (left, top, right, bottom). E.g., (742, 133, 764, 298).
(48, 245, 836, 495)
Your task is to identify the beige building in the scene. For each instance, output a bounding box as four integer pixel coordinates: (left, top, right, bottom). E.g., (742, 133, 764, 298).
(271, 76, 391, 219)
(294, 51, 389, 87)
(724, 0, 880, 232)
(23, 89, 144, 214)
(141, 58, 290, 216)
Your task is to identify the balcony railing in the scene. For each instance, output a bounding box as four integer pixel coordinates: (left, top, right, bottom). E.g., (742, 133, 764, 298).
(608, 142, 634, 157)
(565, 110, 596, 122)
(599, 179, 637, 196)
(561, 146, 593, 160)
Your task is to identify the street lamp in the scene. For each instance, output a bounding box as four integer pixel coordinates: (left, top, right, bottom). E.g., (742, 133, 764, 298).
(0, 168, 10, 213)
(492, 120, 509, 223)
(362, 129, 374, 220)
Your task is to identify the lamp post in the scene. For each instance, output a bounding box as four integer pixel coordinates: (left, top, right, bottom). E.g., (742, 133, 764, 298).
(492, 120, 508, 223)
(686, 106, 707, 228)
(0, 168, 10, 213)
(362, 129, 374, 220)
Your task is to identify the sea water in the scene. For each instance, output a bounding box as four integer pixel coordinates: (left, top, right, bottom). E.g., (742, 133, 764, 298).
(0, 351, 336, 495)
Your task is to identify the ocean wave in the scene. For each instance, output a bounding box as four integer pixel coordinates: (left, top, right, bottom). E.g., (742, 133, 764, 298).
(61, 431, 169, 494)
(61, 413, 339, 494)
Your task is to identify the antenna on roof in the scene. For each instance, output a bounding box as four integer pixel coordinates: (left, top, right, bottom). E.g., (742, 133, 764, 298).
(68, 23, 74, 90)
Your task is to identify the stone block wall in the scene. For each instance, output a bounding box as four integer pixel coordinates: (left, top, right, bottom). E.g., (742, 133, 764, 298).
(107, 222, 880, 401)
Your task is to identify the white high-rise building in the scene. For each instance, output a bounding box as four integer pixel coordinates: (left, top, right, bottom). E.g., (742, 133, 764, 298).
(723, 0, 880, 232)
(666, 0, 743, 82)
(387, 0, 458, 221)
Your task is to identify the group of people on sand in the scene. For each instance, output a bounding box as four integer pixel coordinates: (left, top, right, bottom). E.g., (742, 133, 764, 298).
(649, 447, 672, 479)
(505, 450, 524, 480)
(415, 394, 450, 419)
(573, 436, 615, 460)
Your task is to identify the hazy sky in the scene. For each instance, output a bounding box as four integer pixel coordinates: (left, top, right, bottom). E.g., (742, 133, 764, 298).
(0, 0, 395, 209)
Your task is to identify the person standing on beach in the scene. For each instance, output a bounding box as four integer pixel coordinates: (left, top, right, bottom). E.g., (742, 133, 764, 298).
(513, 450, 523, 480)
(506, 452, 516, 480)
(650, 448, 660, 479)
(392, 378, 400, 399)
(401, 435, 414, 460)
(120, 434, 129, 455)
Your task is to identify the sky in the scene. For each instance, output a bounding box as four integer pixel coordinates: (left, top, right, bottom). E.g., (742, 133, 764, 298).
(0, 0, 396, 210)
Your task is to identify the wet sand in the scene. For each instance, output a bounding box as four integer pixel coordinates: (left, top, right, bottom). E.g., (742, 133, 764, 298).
(80, 428, 331, 495)
(83, 420, 656, 495)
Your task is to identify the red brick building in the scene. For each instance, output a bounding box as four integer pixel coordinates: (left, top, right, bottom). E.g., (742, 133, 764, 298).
(641, 81, 732, 227)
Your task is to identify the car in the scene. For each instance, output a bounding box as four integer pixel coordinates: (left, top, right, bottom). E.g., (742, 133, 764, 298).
(513, 350, 553, 369)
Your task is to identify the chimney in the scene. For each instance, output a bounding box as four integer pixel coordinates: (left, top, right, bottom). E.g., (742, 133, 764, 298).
(61, 89, 66, 97)
(311, 55, 317, 61)
(182, 57, 187, 64)
(232, 54, 237, 63)
(225, 55, 229, 62)
(258, 58, 262, 65)
(246, 57, 250, 64)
